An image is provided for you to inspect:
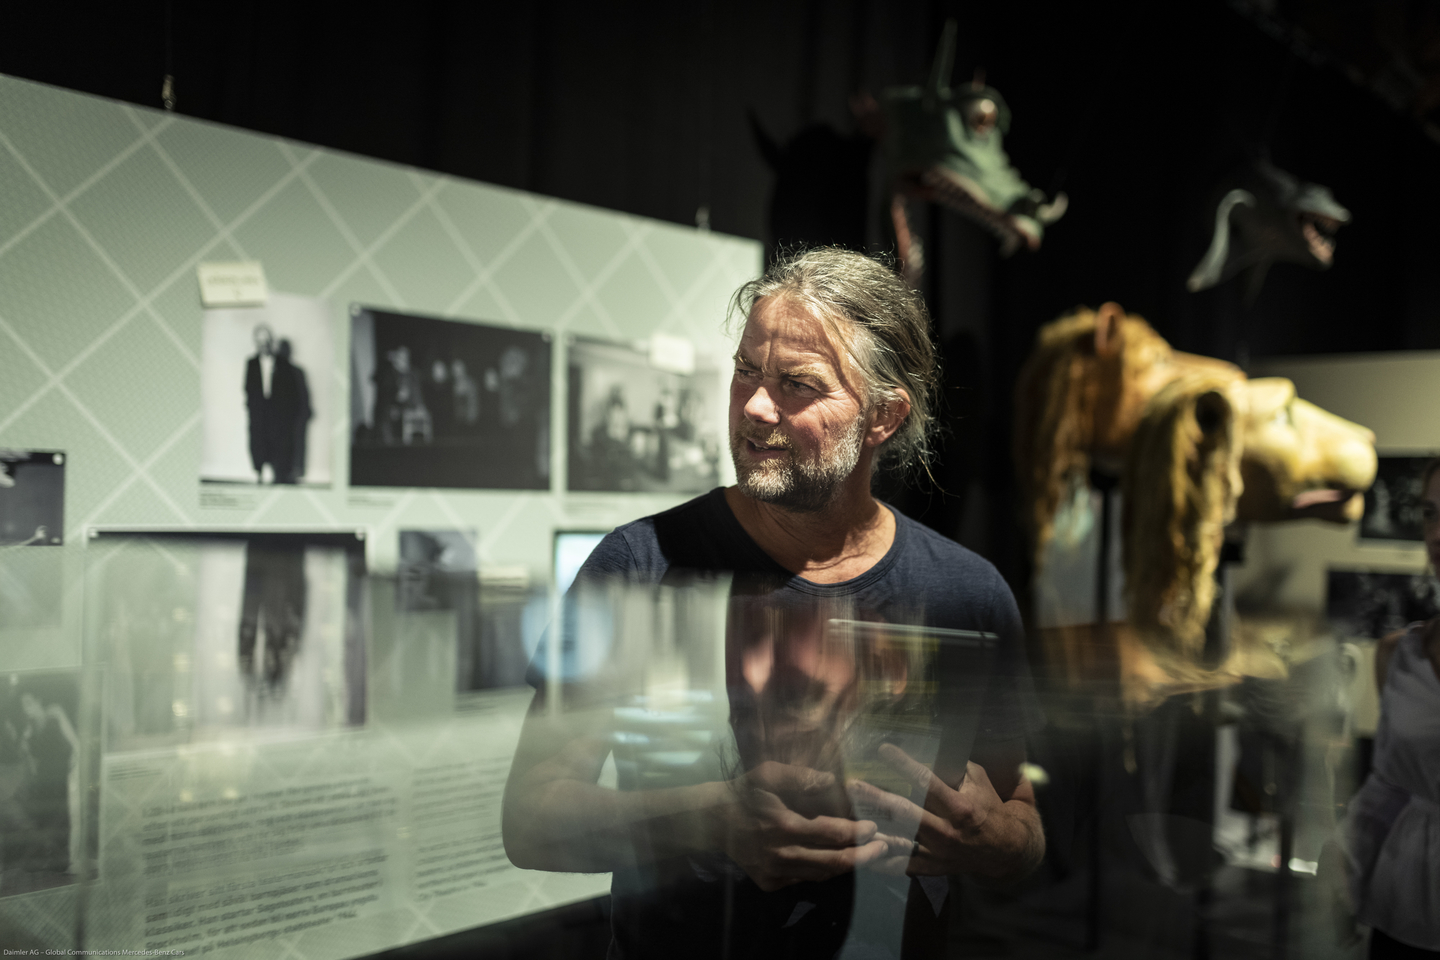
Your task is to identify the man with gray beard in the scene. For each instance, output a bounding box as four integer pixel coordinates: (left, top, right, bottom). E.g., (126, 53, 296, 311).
(504, 247, 1043, 959)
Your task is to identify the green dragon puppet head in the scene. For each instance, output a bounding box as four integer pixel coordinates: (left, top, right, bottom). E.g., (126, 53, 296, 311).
(1187, 159, 1351, 302)
(882, 19, 1066, 269)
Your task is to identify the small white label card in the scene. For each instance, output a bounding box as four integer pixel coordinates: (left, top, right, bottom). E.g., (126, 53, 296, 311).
(649, 332, 696, 375)
(196, 260, 268, 307)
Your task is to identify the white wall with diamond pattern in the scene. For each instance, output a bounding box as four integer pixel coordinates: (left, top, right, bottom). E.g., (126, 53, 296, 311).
(0, 73, 759, 955)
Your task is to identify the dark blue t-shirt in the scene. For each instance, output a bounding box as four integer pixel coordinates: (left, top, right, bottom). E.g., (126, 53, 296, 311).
(577, 487, 1040, 743)
(568, 488, 1043, 960)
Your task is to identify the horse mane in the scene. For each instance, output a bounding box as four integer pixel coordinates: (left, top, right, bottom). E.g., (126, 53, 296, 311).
(1121, 374, 1244, 658)
(1013, 305, 1172, 570)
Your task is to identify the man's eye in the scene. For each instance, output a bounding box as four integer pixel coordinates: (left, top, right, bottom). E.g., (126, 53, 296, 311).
(734, 367, 757, 379)
(786, 379, 813, 392)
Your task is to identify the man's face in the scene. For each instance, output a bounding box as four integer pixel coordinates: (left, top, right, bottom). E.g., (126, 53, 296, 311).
(253, 325, 274, 355)
(729, 296, 869, 512)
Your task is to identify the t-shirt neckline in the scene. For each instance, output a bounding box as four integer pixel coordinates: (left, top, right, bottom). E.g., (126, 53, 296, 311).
(708, 486, 908, 595)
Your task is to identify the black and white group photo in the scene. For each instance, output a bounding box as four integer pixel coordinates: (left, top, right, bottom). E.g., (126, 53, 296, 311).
(94, 531, 366, 752)
(1326, 567, 1440, 640)
(567, 337, 722, 493)
(199, 293, 335, 486)
(350, 307, 551, 490)
(0, 670, 81, 897)
(1359, 455, 1437, 541)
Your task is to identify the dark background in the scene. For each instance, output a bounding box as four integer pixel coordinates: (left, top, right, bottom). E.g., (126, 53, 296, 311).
(5, 0, 1439, 577)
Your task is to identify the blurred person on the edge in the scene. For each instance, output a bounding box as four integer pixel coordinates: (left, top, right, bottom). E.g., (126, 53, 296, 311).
(1338, 458, 1440, 958)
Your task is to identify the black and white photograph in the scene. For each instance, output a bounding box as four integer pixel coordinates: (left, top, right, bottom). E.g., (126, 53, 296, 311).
(0, 669, 81, 898)
(350, 307, 551, 490)
(0, 450, 65, 630)
(90, 531, 366, 752)
(200, 292, 335, 486)
(0, 449, 64, 546)
(1359, 455, 1438, 541)
(398, 528, 477, 613)
(1326, 567, 1440, 639)
(567, 337, 722, 493)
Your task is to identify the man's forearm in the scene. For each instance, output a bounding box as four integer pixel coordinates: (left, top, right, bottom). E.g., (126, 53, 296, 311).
(503, 772, 728, 873)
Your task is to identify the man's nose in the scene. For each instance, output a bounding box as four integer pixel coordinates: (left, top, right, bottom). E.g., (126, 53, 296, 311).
(743, 384, 780, 423)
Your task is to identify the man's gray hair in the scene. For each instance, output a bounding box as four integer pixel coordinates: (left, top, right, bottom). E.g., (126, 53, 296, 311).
(727, 247, 939, 474)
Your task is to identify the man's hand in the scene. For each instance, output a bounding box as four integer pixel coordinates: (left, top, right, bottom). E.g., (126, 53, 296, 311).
(847, 743, 1043, 882)
(718, 761, 894, 892)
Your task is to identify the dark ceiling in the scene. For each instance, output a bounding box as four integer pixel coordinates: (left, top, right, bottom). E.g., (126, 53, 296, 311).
(5, 0, 1438, 571)
(3, 1, 1436, 356)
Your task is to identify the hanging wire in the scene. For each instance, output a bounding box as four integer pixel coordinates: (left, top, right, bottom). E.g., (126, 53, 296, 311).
(161, 0, 176, 111)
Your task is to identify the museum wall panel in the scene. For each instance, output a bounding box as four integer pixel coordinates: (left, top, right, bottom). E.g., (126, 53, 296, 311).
(0, 73, 760, 956)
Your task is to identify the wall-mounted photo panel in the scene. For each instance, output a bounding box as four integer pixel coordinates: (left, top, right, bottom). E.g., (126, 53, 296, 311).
(0, 669, 82, 899)
(0, 449, 64, 545)
(200, 293, 335, 486)
(350, 307, 551, 490)
(1360, 455, 1437, 542)
(87, 531, 366, 752)
(567, 337, 722, 493)
(1326, 567, 1440, 640)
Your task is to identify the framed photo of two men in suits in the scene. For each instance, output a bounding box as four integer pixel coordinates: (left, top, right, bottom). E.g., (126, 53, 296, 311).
(199, 292, 336, 487)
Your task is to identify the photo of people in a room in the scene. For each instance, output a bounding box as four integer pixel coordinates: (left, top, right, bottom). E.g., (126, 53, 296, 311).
(350, 307, 551, 489)
(567, 337, 721, 493)
(200, 293, 335, 486)
(1360, 456, 1437, 541)
(0, 670, 81, 898)
(1327, 567, 1440, 639)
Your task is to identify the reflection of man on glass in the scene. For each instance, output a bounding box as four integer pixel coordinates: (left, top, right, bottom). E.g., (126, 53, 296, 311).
(245, 325, 311, 483)
(238, 538, 307, 686)
(504, 248, 1044, 958)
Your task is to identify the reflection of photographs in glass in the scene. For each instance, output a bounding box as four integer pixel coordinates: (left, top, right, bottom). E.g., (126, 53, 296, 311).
(1360, 456, 1437, 541)
(554, 530, 606, 596)
(89, 531, 366, 752)
(398, 529, 477, 612)
(1326, 568, 1440, 639)
(458, 583, 542, 694)
(0, 449, 64, 545)
(200, 293, 335, 486)
(567, 337, 721, 493)
(0, 669, 81, 897)
(350, 307, 551, 489)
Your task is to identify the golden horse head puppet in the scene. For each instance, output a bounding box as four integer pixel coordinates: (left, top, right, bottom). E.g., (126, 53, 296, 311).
(1015, 303, 1377, 695)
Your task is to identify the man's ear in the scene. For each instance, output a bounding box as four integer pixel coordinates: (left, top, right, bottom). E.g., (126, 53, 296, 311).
(866, 389, 912, 447)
